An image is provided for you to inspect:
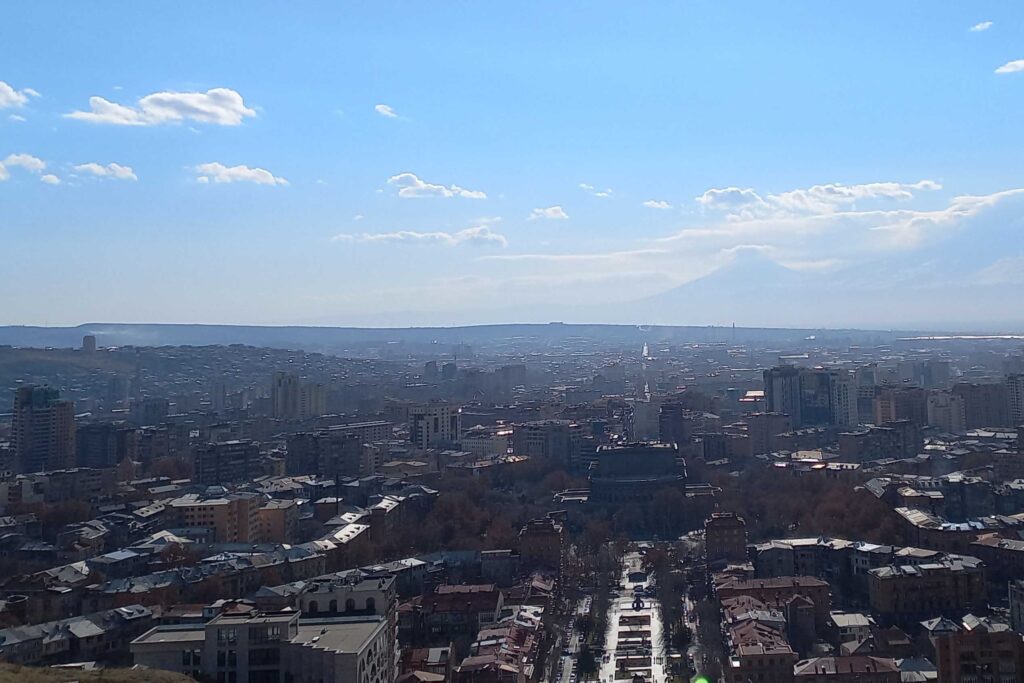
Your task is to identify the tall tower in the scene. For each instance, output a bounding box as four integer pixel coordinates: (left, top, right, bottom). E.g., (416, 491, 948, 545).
(271, 372, 300, 420)
(12, 386, 76, 473)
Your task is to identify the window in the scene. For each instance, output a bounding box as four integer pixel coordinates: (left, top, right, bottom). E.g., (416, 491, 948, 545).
(366, 597, 376, 612)
(308, 600, 319, 614)
(346, 598, 356, 612)
(329, 599, 338, 613)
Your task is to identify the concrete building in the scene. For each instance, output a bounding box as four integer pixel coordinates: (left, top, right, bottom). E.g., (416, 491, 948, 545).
(510, 420, 583, 469)
(131, 609, 395, 683)
(873, 388, 929, 430)
(867, 559, 986, 623)
(170, 493, 263, 543)
(194, 439, 260, 485)
(934, 615, 1024, 683)
(927, 391, 967, 434)
(765, 366, 804, 427)
(952, 382, 1010, 428)
(76, 421, 139, 469)
(747, 412, 794, 456)
(271, 371, 301, 420)
(298, 383, 327, 420)
(409, 403, 461, 450)
(259, 499, 300, 543)
(12, 386, 76, 473)
(518, 516, 564, 571)
(706, 512, 749, 563)
(588, 442, 686, 505)
(1007, 374, 1024, 426)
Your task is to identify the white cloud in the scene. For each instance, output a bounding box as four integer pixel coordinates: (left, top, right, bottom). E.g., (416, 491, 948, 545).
(194, 162, 288, 186)
(0, 153, 45, 182)
(995, 60, 1024, 74)
(696, 187, 767, 209)
(334, 225, 507, 247)
(40, 174, 61, 185)
(73, 162, 138, 181)
(579, 183, 613, 198)
(0, 81, 39, 109)
(8, 114, 26, 122)
(3, 153, 45, 173)
(696, 180, 941, 216)
(970, 21, 993, 32)
(528, 206, 569, 220)
(643, 200, 672, 210)
(65, 88, 255, 126)
(374, 104, 398, 118)
(353, 214, 365, 221)
(387, 172, 486, 199)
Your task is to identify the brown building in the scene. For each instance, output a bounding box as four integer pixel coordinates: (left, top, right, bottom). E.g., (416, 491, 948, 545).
(746, 412, 794, 456)
(259, 498, 300, 543)
(717, 576, 832, 628)
(12, 386, 75, 473)
(867, 559, 986, 623)
(705, 512, 748, 563)
(793, 656, 900, 682)
(518, 516, 564, 571)
(170, 492, 263, 543)
(952, 382, 1011, 428)
(935, 615, 1024, 683)
(726, 621, 797, 683)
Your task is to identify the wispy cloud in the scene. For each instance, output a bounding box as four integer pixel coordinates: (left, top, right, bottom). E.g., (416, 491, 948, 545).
(387, 172, 486, 199)
(73, 162, 138, 181)
(995, 60, 1024, 74)
(66, 88, 255, 126)
(374, 104, 398, 119)
(40, 174, 61, 185)
(334, 225, 507, 247)
(528, 206, 569, 220)
(579, 183, 613, 198)
(642, 200, 672, 210)
(194, 162, 288, 186)
(0, 81, 39, 109)
(970, 21, 993, 32)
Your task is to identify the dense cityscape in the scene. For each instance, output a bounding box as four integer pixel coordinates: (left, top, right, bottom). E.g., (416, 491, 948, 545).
(6, 3, 1024, 682)
(0, 324, 1021, 682)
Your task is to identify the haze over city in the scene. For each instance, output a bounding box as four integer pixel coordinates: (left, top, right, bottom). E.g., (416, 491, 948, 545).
(4, 3, 1024, 329)
(7, 6, 1024, 683)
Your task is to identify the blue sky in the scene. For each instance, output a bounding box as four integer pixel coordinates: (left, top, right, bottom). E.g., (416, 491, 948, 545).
(3, 2, 1023, 328)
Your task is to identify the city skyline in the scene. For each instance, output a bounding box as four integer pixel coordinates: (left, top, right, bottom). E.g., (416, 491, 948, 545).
(4, 3, 1024, 328)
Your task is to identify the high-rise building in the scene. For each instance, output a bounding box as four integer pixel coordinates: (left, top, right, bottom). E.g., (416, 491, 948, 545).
(953, 382, 1011, 428)
(271, 371, 301, 419)
(298, 382, 327, 420)
(82, 335, 97, 353)
(764, 367, 858, 428)
(12, 386, 76, 473)
(1007, 374, 1024, 426)
(764, 366, 803, 427)
(873, 387, 929, 429)
(409, 402, 461, 449)
(193, 439, 259, 485)
(927, 391, 967, 434)
(76, 421, 139, 469)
